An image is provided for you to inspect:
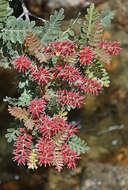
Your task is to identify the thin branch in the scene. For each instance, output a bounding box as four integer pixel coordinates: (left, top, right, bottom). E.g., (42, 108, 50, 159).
(18, 0, 46, 22)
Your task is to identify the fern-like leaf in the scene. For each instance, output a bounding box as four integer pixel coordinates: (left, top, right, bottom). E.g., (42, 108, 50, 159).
(68, 135, 89, 155)
(64, 53, 77, 64)
(5, 128, 20, 143)
(4, 90, 32, 107)
(8, 106, 34, 130)
(86, 59, 110, 87)
(89, 20, 103, 48)
(93, 48, 111, 64)
(80, 3, 99, 45)
(100, 9, 115, 28)
(53, 129, 69, 171)
(25, 31, 48, 63)
(40, 8, 65, 45)
(1, 16, 36, 44)
(0, 0, 12, 22)
(8, 106, 29, 120)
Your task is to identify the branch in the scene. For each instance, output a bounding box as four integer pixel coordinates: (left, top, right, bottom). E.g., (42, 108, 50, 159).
(18, 0, 46, 22)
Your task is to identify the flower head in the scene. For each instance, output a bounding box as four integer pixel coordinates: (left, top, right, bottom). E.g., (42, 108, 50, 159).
(37, 138, 54, 166)
(11, 56, 32, 72)
(79, 46, 94, 65)
(30, 65, 50, 85)
(29, 98, 46, 118)
(99, 40, 121, 55)
(13, 132, 32, 165)
(56, 90, 85, 108)
(55, 64, 81, 85)
(62, 143, 80, 169)
(44, 40, 76, 56)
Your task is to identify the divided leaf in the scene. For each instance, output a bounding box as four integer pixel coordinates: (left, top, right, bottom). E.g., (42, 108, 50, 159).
(8, 106, 34, 130)
(93, 48, 111, 64)
(8, 106, 29, 120)
(25, 31, 48, 63)
(68, 135, 90, 155)
(5, 128, 20, 143)
(100, 10, 115, 28)
(1, 16, 36, 44)
(89, 20, 103, 48)
(53, 129, 69, 171)
(80, 3, 99, 45)
(40, 8, 65, 45)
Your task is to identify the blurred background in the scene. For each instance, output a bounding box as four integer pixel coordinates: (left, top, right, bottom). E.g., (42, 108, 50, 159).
(0, 0, 128, 189)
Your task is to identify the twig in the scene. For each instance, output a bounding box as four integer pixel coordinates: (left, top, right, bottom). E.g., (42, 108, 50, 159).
(18, 0, 46, 22)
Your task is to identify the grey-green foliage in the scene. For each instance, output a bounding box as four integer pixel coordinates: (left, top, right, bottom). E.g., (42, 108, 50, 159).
(86, 59, 110, 87)
(68, 135, 90, 155)
(0, 0, 13, 23)
(5, 128, 20, 143)
(79, 3, 99, 45)
(4, 90, 32, 107)
(100, 10, 115, 28)
(59, 12, 82, 40)
(1, 16, 36, 44)
(40, 8, 65, 45)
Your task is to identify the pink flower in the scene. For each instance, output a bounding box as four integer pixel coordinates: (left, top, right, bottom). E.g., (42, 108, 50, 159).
(44, 40, 77, 56)
(56, 90, 85, 108)
(99, 40, 121, 55)
(66, 124, 78, 137)
(36, 115, 67, 139)
(79, 46, 94, 65)
(11, 56, 32, 72)
(55, 64, 81, 84)
(37, 138, 54, 166)
(29, 98, 46, 118)
(62, 143, 80, 169)
(52, 115, 67, 134)
(80, 78, 102, 95)
(30, 65, 50, 85)
(13, 132, 32, 165)
(36, 115, 53, 139)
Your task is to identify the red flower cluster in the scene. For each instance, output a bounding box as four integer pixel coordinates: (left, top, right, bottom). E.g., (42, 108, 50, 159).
(79, 46, 94, 65)
(11, 56, 31, 72)
(34, 115, 78, 170)
(99, 40, 121, 55)
(44, 40, 76, 56)
(37, 138, 55, 166)
(62, 143, 80, 168)
(6, 2, 122, 172)
(29, 98, 46, 118)
(82, 78, 102, 95)
(13, 129, 32, 165)
(35, 114, 77, 139)
(30, 65, 50, 85)
(55, 64, 81, 85)
(56, 90, 85, 108)
(36, 138, 80, 169)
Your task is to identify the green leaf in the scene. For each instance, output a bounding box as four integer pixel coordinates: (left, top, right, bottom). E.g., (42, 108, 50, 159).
(59, 32, 69, 40)
(68, 135, 90, 155)
(5, 128, 20, 143)
(100, 10, 115, 27)
(52, 55, 57, 65)
(40, 8, 65, 45)
(1, 16, 36, 44)
(76, 18, 82, 24)
(4, 90, 32, 107)
(68, 29, 75, 37)
(79, 3, 99, 45)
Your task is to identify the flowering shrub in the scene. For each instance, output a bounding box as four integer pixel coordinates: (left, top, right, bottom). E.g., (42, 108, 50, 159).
(0, 1, 121, 171)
